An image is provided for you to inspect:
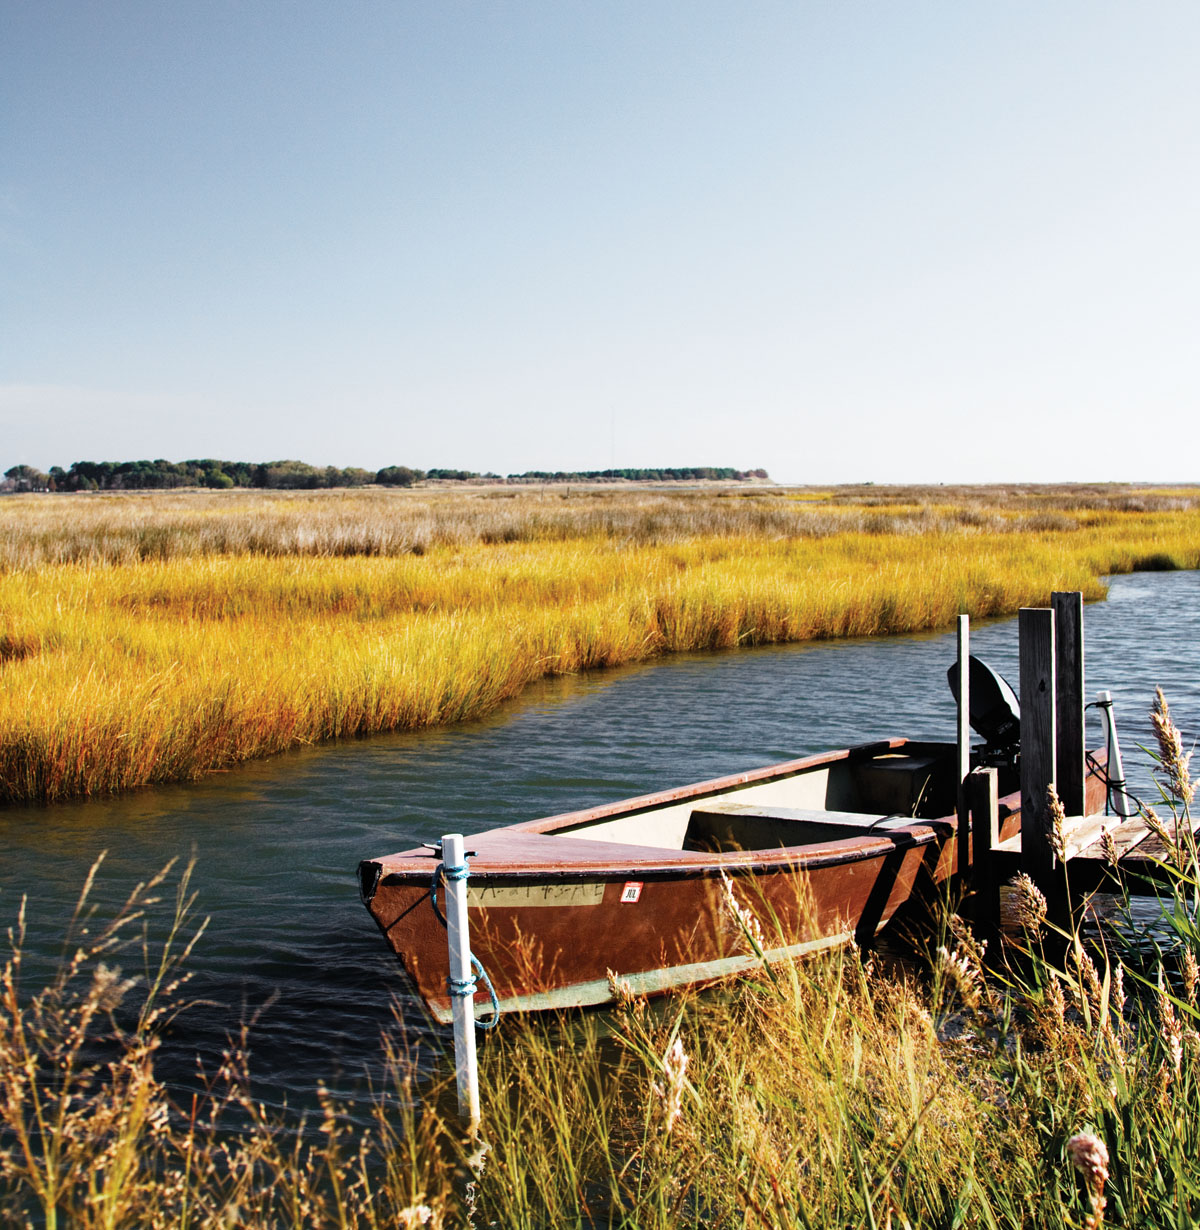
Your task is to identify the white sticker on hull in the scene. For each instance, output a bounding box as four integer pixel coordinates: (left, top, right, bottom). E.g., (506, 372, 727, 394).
(467, 882, 607, 908)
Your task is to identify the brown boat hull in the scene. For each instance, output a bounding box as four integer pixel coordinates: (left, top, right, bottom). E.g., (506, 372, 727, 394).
(360, 738, 1109, 1021)
(363, 830, 940, 1022)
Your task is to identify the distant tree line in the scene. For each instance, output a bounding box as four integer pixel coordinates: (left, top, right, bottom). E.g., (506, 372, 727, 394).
(507, 467, 769, 483)
(2, 459, 768, 493)
(2, 459, 377, 492)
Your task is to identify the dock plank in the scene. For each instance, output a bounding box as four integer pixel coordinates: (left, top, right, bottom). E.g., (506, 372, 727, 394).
(1025, 812, 1200, 891)
(1090, 818, 1157, 860)
(990, 811, 1200, 893)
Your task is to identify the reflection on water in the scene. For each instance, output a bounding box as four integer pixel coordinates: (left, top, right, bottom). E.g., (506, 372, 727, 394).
(0, 570, 1197, 1121)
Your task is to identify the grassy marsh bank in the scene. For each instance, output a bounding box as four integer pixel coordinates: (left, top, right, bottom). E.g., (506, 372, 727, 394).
(0, 485, 1198, 804)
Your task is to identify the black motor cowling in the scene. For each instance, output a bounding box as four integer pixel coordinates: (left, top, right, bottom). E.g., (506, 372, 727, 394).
(947, 655, 1020, 755)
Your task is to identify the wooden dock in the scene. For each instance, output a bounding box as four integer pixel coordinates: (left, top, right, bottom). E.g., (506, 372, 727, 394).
(988, 809, 1200, 895)
(960, 589, 1191, 933)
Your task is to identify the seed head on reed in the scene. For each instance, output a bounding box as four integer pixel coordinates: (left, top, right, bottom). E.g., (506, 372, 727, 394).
(653, 1037, 689, 1137)
(1100, 827, 1119, 869)
(1012, 872, 1048, 934)
(606, 968, 644, 1017)
(936, 944, 982, 1012)
(1067, 1132, 1109, 1180)
(1184, 948, 1199, 1010)
(1144, 807, 1172, 845)
(1048, 785, 1068, 861)
(1067, 1133, 1109, 1230)
(1074, 949, 1104, 1019)
(1151, 687, 1194, 805)
(948, 916, 1000, 1014)
(90, 961, 138, 1014)
(1043, 976, 1067, 1032)
(949, 914, 986, 964)
(1157, 978, 1185, 1082)
(1143, 807, 1188, 872)
(718, 869, 766, 954)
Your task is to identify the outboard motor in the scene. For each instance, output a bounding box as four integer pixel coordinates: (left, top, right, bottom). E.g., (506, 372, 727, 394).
(947, 655, 1021, 764)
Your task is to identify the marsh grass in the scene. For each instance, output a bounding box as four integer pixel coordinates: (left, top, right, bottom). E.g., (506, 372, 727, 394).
(0, 855, 462, 1228)
(7, 784, 1200, 1228)
(1, 484, 1197, 568)
(1, 488, 1198, 805)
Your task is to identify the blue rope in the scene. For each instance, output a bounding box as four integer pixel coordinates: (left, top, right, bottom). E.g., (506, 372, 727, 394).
(471, 956, 501, 1030)
(429, 860, 502, 1031)
(429, 865, 447, 925)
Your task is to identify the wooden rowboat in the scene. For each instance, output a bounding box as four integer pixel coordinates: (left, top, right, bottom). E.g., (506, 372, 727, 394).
(359, 729, 1108, 1024)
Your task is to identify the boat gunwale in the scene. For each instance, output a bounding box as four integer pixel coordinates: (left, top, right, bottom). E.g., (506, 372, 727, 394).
(369, 819, 951, 890)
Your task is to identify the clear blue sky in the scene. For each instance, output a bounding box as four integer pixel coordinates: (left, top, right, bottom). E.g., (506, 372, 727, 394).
(3, 2, 1197, 482)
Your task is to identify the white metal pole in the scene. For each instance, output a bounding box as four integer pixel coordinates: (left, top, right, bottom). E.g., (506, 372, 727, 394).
(1096, 692, 1133, 819)
(442, 833, 480, 1131)
(956, 615, 971, 782)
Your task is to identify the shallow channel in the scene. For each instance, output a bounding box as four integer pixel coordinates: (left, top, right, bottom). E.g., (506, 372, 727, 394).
(1, 569, 1197, 1122)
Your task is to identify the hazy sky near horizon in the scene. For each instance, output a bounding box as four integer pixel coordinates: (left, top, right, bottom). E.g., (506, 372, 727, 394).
(3, 3, 1197, 483)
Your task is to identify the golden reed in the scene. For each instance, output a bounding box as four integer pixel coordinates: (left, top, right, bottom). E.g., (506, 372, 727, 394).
(0, 486, 1197, 804)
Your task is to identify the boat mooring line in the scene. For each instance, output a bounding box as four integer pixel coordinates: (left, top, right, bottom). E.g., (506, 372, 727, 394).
(430, 855, 502, 1028)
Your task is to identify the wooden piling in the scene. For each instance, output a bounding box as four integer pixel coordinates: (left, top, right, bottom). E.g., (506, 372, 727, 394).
(956, 615, 971, 879)
(1019, 607, 1070, 932)
(1052, 591, 1085, 818)
(968, 766, 1000, 934)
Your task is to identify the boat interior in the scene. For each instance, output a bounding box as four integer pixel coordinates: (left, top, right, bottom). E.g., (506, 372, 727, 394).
(554, 655, 1024, 856)
(556, 741, 972, 854)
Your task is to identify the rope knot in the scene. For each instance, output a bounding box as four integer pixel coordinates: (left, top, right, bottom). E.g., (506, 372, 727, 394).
(447, 973, 479, 998)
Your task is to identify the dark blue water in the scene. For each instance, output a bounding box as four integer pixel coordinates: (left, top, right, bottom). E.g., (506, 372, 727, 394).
(1, 570, 1196, 1120)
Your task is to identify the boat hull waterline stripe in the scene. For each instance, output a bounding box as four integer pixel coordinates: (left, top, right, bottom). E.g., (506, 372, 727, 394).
(426, 929, 856, 1024)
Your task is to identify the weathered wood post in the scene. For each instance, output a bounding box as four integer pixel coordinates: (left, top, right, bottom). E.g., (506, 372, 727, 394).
(441, 833, 481, 1131)
(1019, 607, 1070, 933)
(968, 766, 1000, 935)
(956, 614, 971, 880)
(1052, 591, 1085, 818)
